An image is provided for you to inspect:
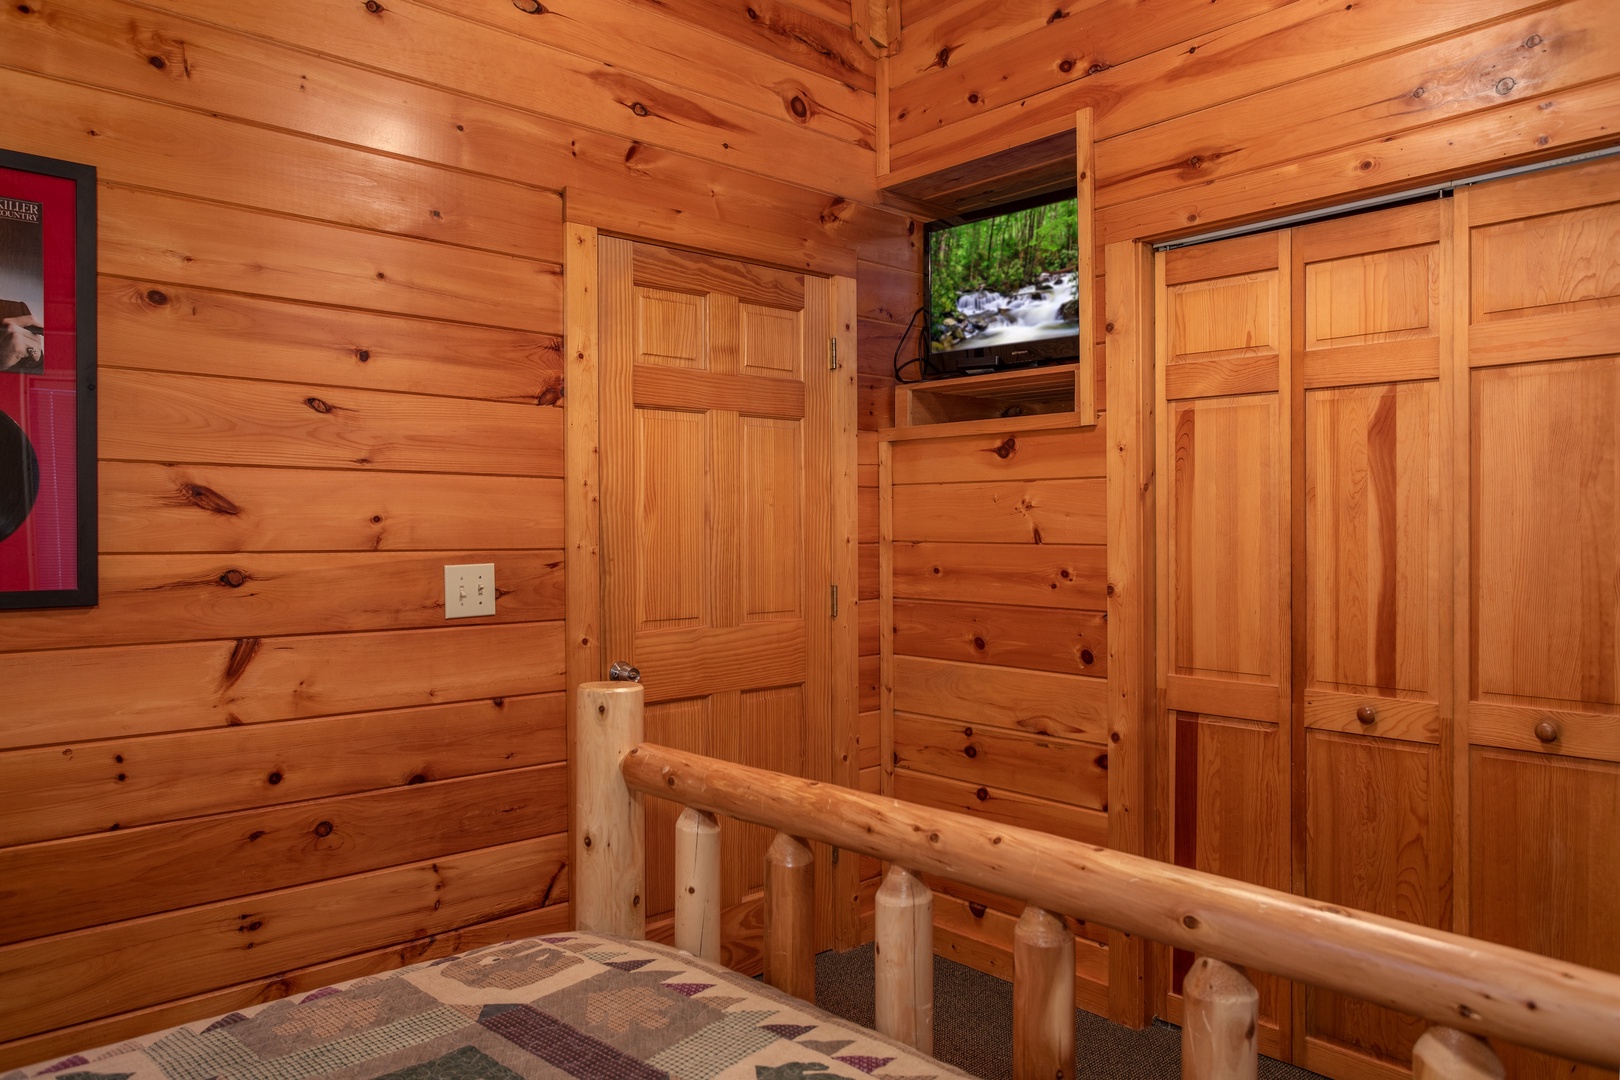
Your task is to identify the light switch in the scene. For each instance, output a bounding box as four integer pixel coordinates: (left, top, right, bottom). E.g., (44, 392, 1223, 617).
(444, 563, 495, 618)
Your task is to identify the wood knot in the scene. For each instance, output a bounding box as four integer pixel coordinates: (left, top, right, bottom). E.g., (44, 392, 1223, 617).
(145, 288, 169, 306)
(1086, 61, 1109, 75)
(968, 902, 987, 918)
(630, 101, 650, 117)
(1110, 731, 1121, 743)
(148, 55, 167, 69)
(408, 773, 427, 785)
(364, 0, 383, 11)
(217, 568, 248, 588)
(1495, 77, 1516, 95)
(537, 383, 563, 407)
(583, 836, 593, 848)
(972, 636, 986, 651)
(1524, 34, 1542, 48)
(967, 92, 980, 104)
(1058, 58, 1075, 73)
(1104, 322, 1114, 333)
(1182, 914, 1200, 929)
(963, 744, 977, 758)
(789, 95, 808, 119)
(513, 0, 547, 11)
(1080, 648, 1095, 665)
(305, 397, 333, 413)
(180, 483, 242, 517)
(267, 771, 283, 785)
(314, 820, 334, 837)
(975, 786, 989, 801)
(354, 348, 371, 362)
(933, 46, 951, 69)
(990, 437, 1016, 459)
(1048, 7, 1068, 22)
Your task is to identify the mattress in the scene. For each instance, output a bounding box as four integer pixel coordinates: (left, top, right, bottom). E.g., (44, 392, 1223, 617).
(4, 932, 973, 1080)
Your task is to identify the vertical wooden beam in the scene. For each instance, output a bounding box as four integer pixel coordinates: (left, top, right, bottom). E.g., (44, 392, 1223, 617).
(574, 681, 645, 938)
(1448, 187, 1474, 938)
(1076, 108, 1098, 426)
(874, 864, 933, 1054)
(1104, 239, 1156, 1028)
(1013, 906, 1075, 1080)
(563, 221, 602, 924)
(1182, 957, 1259, 1080)
(674, 807, 721, 962)
(764, 832, 817, 1001)
(831, 274, 863, 950)
(597, 236, 636, 669)
(878, 435, 895, 799)
(1411, 1028, 1505, 1080)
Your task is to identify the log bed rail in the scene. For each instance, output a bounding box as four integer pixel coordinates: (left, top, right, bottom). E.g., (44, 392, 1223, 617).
(573, 682, 1620, 1080)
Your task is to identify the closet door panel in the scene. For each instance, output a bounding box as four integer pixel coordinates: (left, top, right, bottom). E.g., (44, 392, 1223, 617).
(1293, 202, 1452, 1073)
(1473, 356, 1618, 712)
(1159, 233, 1292, 1057)
(1458, 156, 1620, 1080)
(1168, 394, 1282, 687)
(1470, 748, 1620, 1080)
(1304, 730, 1450, 1064)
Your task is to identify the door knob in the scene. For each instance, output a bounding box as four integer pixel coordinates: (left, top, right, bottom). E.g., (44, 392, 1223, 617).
(1355, 704, 1378, 725)
(609, 660, 641, 683)
(1534, 719, 1559, 743)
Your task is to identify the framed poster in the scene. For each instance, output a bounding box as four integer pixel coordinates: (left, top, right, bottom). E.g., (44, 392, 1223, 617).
(0, 149, 96, 609)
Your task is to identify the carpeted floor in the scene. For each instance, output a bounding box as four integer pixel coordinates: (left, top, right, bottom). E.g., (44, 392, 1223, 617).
(815, 945, 1326, 1080)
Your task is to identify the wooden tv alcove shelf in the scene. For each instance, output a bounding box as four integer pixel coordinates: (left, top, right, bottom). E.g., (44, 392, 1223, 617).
(890, 363, 1091, 439)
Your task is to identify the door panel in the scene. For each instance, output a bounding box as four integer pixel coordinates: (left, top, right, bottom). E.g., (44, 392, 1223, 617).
(1470, 748, 1620, 1080)
(600, 237, 835, 968)
(1159, 232, 1293, 1057)
(1168, 396, 1281, 684)
(1473, 356, 1618, 710)
(1294, 202, 1451, 1071)
(1456, 157, 1620, 1080)
(1305, 730, 1450, 1063)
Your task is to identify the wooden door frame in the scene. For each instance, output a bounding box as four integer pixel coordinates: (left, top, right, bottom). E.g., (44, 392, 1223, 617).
(563, 219, 862, 947)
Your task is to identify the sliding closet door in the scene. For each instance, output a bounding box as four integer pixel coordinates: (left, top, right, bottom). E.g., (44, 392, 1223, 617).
(1456, 156, 1620, 1080)
(1157, 232, 1293, 1057)
(1292, 202, 1454, 1076)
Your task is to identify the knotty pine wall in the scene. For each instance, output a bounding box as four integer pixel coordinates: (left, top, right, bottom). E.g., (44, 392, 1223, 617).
(0, 0, 913, 1067)
(886, 0, 1620, 245)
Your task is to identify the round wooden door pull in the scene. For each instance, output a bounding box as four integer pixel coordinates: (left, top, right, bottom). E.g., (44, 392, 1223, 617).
(1534, 719, 1560, 743)
(1355, 705, 1378, 725)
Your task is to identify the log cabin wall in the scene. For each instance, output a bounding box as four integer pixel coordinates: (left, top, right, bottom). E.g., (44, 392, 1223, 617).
(883, 0, 1620, 245)
(0, 0, 913, 1067)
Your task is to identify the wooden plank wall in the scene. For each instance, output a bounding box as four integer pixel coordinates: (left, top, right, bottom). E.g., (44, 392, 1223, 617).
(883, 424, 1114, 1009)
(0, 0, 912, 1067)
(886, 0, 1620, 245)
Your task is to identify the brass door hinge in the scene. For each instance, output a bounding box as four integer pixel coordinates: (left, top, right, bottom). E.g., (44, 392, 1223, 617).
(830, 584, 839, 619)
(828, 336, 839, 371)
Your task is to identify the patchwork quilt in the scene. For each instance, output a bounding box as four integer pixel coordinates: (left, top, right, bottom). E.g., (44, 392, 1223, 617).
(5, 933, 973, 1080)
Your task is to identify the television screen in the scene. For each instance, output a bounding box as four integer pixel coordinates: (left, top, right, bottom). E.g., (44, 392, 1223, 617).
(926, 194, 1080, 374)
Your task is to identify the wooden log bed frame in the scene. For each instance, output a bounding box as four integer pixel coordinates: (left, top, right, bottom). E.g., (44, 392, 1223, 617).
(575, 680, 1620, 1080)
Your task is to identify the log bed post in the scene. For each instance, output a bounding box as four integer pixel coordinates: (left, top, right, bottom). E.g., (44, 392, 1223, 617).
(574, 681, 645, 938)
(875, 865, 934, 1054)
(764, 831, 816, 1001)
(674, 807, 721, 962)
(1013, 906, 1075, 1080)
(1411, 1027, 1506, 1080)
(1181, 956, 1259, 1080)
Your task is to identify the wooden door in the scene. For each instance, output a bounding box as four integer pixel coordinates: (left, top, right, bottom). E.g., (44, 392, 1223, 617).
(598, 238, 838, 971)
(1292, 201, 1454, 1077)
(1454, 156, 1620, 1080)
(1157, 231, 1294, 1058)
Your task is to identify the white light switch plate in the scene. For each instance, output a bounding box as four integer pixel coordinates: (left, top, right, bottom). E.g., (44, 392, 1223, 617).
(444, 563, 495, 618)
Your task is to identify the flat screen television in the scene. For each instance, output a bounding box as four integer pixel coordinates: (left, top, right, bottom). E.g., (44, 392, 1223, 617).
(923, 191, 1080, 378)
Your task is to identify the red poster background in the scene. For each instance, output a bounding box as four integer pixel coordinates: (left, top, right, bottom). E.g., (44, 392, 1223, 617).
(0, 165, 80, 592)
